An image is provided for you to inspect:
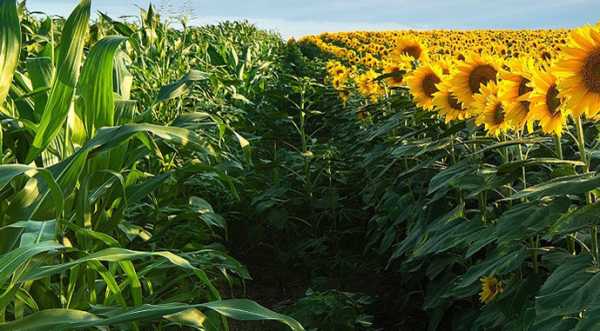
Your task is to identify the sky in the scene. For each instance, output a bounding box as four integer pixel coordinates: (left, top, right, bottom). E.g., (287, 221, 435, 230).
(25, 0, 600, 38)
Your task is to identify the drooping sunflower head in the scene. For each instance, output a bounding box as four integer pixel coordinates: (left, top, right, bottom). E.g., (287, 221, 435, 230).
(450, 54, 502, 108)
(432, 80, 470, 123)
(499, 58, 536, 131)
(528, 66, 567, 136)
(391, 37, 427, 62)
(406, 63, 444, 111)
(555, 25, 600, 118)
(480, 276, 503, 304)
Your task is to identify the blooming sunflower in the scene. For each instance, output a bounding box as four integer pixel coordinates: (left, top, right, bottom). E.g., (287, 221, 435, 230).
(432, 80, 470, 123)
(391, 37, 427, 62)
(529, 67, 567, 136)
(480, 94, 512, 136)
(480, 276, 503, 304)
(383, 61, 410, 87)
(471, 81, 499, 123)
(356, 70, 383, 103)
(435, 58, 454, 76)
(499, 58, 535, 131)
(450, 54, 502, 108)
(554, 25, 600, 118)
(406, 63, 443, 110)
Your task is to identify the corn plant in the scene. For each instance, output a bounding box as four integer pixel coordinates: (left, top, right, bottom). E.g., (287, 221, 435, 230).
(0, 0, 303, 329)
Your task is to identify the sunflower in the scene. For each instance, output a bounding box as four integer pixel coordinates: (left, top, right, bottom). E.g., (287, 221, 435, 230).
(480, 276, 503, 304)
(528, 67, 567, 136)
(554, 25, 600, 118)
(383, 61, 410, 87)
(499, 58, 535, 131)
(432, 80, 470, 123)
(356, 70, 383, 103)
(406, 63, 443, 111)
(391, 37, 427, 62)
(450, 54, 502, 108)
(435, 58, 454, 76)
(480, 94, 512, 136)
(471, 81, 499, 123)
(361, 53, 379, 68)
(331, 76, 345, 90)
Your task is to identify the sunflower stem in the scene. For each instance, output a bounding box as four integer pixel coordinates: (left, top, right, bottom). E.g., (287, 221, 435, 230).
(529, 237, 539, 273)
(554, 134, 563, 160)
(517, 133, 527, 190)
(574, 116, 598, 263)
(501, 134, 513, 207)
(450, 133, 465, 212)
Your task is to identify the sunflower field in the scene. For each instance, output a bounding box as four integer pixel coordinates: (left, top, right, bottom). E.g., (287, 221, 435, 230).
(3, 0, 600, 330)
(296, 24, 600, 329)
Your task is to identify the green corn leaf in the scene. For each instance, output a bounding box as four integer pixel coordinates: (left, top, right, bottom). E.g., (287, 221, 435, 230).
(0, 309, 103, 331)
(0, 220, 58, 247)
(47, 123, 213, 199)
(22, 247, 197, 281)
(156, 70, 209, 104)
(0, 300, 304, 331)
(118, 261, 142, 306)
(25, 57, 53, 118)
(98, 12, 135, 37)
(0, 0, 20, 105)
(26, 0, 91, 163)
(78, 36, 128, 138)
(0, 164, 64, 219)
(0, 241, 64, 289)
(198, 299, 304, 330)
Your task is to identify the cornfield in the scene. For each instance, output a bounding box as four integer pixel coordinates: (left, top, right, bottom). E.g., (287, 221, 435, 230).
(2, 0, 600, 330)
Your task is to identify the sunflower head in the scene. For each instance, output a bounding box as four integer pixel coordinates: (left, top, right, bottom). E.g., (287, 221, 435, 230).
(391, 37, 427, 62)
(450, 54, 502, 108)
(480, 94, 512, 136)
(432, 80, 470, 123)
(471, 81, 499, 120)
(406, 63, 444, 111)
(555, 25, 600, 118)
(436, 57, 455, 76)
(529, 66, 567, 136)
(499, 58, 536, 131)
(356, 70, 383, 103)
(383, 61, 411, 87)
(480, 276, 504, 304)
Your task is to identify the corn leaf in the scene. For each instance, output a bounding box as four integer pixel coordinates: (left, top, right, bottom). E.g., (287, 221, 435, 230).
(78, 36, 128, 138)
(0, 300, 304, 331)
(26, 0, 91, 163)
(0, 0, 20, 105)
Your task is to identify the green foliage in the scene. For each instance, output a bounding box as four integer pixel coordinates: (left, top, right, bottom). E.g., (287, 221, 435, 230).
(8, 0, 599, 329)
(0, 1, 304, 330)
(283, 290, 374, 331)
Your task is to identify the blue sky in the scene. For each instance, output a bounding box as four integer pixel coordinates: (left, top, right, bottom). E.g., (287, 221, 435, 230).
(25, 0, 600, 38)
